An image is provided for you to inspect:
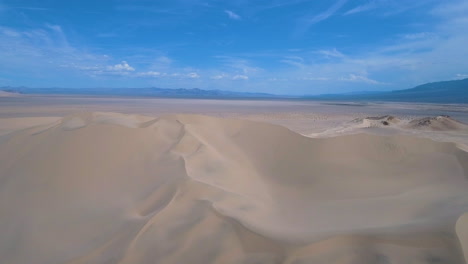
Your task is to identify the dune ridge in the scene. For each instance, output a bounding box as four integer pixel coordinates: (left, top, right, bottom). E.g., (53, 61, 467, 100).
(1, 112, 468, 264)
(406, 115, 468, 131)
(346, 115, 468, 131)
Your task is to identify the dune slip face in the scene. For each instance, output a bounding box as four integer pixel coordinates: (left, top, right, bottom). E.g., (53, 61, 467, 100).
(1, 112, 468, 264)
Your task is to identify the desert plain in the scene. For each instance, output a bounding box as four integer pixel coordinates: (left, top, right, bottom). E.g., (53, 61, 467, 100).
(1, 94, 468, 264)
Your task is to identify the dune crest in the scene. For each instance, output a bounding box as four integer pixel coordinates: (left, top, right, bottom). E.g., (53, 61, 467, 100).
(355, 115, 401, 128)
(348, 115, 468, 131)
(309, 115, 468, 142)
(406, 115, 468, 131)
(1, 112, 467, 264)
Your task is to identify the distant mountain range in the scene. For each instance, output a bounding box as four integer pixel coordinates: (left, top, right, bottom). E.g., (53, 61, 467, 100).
(1, 78, 467, 103)
(309, 78, 468, 103)
(0, 87, 285, 99)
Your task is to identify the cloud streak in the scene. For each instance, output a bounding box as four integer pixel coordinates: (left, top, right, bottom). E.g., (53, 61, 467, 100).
(344, 1, 379, 15)
(341, 74, 384, 84)
(232, 74, 248, 80)
(317, 48, 345, 58)
(224, 10, 241, 20)
(296, 0, 348, 35)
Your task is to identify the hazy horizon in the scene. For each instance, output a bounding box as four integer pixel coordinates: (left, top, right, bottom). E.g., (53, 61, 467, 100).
(1, 0, 468, 95)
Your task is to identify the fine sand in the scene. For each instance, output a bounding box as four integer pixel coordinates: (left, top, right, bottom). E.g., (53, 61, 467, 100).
(1, 111, 468, 264)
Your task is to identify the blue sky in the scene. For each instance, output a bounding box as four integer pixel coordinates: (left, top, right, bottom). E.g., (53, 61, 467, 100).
(0, 0, 468, 94)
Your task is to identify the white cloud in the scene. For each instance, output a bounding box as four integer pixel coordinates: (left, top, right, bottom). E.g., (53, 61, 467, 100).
(341, 74, 382, 84)
(187, 72, 200, 78)
(225, 10, 241, 20)
(135, 71, 199, 79)
(300, 77, 330, 81)
(137, 71, 164, 77)
(211, 74, 228, 79)
(401, 32, 435, 40)
(456, 73, 468, 79)
(232, 75, 248, 80)
(317, 48, 345, 58)
(268, 77, 289, 81)
(107, 61, 135, 71)
(71, 61, 138, 77)
(72, 65, 101, 71)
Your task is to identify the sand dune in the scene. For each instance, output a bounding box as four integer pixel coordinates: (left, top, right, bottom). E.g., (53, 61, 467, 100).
(0, 116, 60, 136)
(309, 115, 468, 145)
(406, 116, 468, 131)
(348, 115, 468, 131)
(354, 115, 402, 128)
(0, 112, 467, 264)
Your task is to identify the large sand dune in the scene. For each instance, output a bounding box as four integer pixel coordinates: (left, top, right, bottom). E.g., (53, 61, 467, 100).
(1, 112, 468, 264)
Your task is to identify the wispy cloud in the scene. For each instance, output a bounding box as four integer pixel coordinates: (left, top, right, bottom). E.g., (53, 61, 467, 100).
(214, 56, 262, 75)
(210, 73, 228, 80)
(187, 72, 200, 78)
(224, 10, 241, 20)
(232, 74, 248, 80)
(308, 0, 348, 24)
(317, 48, 345, 58)
(0, 25, 109, 74)
(280, 56, 305, 68)
(149, 56, 173, 70)
(341, 74, 384, 84)
(300, 76, 330, 81)
(6, 6, 50, 11)
(344, 0, 431, 17)
(344, 1, 379, 15)
(252, 0, 312, 11)
(296, 0, 348, 35)
(135, 71, 200, 79)
(137, 71, 163, 77)
(430, 0, 468, 17)
(0, 26, 20, 37)
(72, 61, 136, 77)
(400, 32, 435, 40)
